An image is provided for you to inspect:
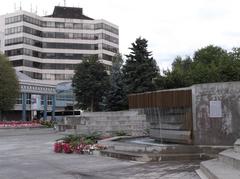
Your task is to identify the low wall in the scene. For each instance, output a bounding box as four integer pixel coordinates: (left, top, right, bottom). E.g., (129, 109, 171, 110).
(63, 110, 148, 136)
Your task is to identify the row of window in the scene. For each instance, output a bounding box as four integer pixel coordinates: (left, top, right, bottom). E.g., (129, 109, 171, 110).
(102, 54, 114, 62)
(11, 59, 77, 70)
(16, 93, 53, 105)
(5, 48, 99, 60)
(5, 48, 113, 62)
(6, 37, 118, 52)
(22, 71, 74, 80)
(5, 15, 23, 24)
(43, 42, 98, 50)
(5, 26, 23, 35)
(5, 26, 118, 44)
(102, 43, 118, 53)
(5, 15, 119, 35)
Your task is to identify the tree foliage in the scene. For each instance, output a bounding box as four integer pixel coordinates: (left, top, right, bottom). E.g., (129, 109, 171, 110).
(158, 45, 240, 89)
(0, 54, 19, 119)
(105, 54, 128, 111)
(122, 37, 160, 94)
(72, 56, 109, 112)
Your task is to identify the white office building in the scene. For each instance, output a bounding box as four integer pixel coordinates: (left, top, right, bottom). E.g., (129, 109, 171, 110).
(0, 6, 119, 84)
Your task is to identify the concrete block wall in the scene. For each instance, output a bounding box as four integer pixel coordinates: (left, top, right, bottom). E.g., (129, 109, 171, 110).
(64, 110, 148, 136)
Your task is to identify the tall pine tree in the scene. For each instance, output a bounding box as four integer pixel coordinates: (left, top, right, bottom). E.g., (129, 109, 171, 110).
(105, 54, 128, 111)
(122, 37, 159, 94)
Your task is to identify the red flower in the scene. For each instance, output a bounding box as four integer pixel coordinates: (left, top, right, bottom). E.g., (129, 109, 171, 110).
(75, 144, 85, 154)
(62, 143, 73, 154)
(54, 142, 63, 153)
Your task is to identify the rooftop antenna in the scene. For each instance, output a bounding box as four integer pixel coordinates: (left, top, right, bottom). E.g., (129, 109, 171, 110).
(30, 4, 32, 13)
(64, 0, 66, 6)
(14, 3, 16, 11)
(35, 6, 38, 14)
(20, 1, 22, 10)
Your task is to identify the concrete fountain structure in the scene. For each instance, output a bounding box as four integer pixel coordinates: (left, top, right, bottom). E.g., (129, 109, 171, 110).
(57, 81, 240, 174)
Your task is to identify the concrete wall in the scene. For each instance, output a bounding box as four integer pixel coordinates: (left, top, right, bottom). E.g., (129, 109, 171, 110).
(192, 82, 240, 145)
(64, 110, 148, 136)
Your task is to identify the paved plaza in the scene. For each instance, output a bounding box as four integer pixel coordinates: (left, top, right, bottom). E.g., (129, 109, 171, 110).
(0, 129, 200, 179)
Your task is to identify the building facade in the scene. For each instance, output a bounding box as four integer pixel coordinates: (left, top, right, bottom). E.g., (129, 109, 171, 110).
(2, 71, 56, 121)
(0, 6, 119, 84)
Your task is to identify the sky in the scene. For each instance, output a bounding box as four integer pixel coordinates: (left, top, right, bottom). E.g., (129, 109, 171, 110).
(1, 0, 240, 70)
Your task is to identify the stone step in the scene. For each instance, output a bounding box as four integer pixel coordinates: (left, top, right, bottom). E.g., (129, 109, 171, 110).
(113, 143, 203, 154)
(234, 139, 240, 153)
(200, 159, 240, 179)
(196, 169, 208, 179)
(218, 149, 240, 170)
(100, 149, 207, 162)
(100, 149, 150, 162)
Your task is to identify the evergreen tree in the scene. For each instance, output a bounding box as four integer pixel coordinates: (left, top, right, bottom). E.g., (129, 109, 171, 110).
(122, 37, 159, 94)
(72, 56, 109, 112)
(0, 54, 19, 120)
(105, 54, 128, 111)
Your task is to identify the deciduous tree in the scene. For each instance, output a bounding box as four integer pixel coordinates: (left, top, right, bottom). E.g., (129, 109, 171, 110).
(72, 56, 109, 112)
(0, 54, 19, 120)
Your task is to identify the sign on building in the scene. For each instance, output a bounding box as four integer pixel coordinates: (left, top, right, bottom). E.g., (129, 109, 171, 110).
(209, 101, 222, 118)
(31, 95, 41, 110)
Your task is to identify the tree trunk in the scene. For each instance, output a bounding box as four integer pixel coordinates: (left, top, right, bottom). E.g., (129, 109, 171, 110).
(90, 97, 94, 112)
(0, 110, 2, 121)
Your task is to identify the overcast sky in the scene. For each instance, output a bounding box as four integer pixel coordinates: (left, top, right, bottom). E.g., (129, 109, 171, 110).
(1, 0, 240, 70)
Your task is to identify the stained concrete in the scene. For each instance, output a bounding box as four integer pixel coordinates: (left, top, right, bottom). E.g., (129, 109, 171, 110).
(0, 129, 200, 179)
(192, 82, 240, 145)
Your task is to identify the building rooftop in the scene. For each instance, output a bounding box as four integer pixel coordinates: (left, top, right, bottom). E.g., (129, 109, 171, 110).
(45, 6, 93, 20)
(16, 70, 32, 81)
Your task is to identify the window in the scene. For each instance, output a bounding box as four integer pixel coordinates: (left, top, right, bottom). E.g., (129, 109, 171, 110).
(103, 54, 114, 61)
(41, 95, 44, 105)
(45, 21, 55, 28)
(47, 95, 53, 105)
(5, 26, 23, 35)
(65, 23, 73, 29)
(95, 23, 119, 35)
(26, 93, 31, 104)
(5, 48, 23, 56)
(83, 23, 94, 30)
(11, 60, 23, 67)
(102, 44, 118, 53)
(5, 15, 23, 24)
(55, 22, 65, 28)
(73, 23, 82, 29)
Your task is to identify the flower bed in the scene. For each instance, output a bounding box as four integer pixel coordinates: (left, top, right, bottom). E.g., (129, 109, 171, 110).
(0, 121, 43, 128)
(53, 134, 107, 154)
